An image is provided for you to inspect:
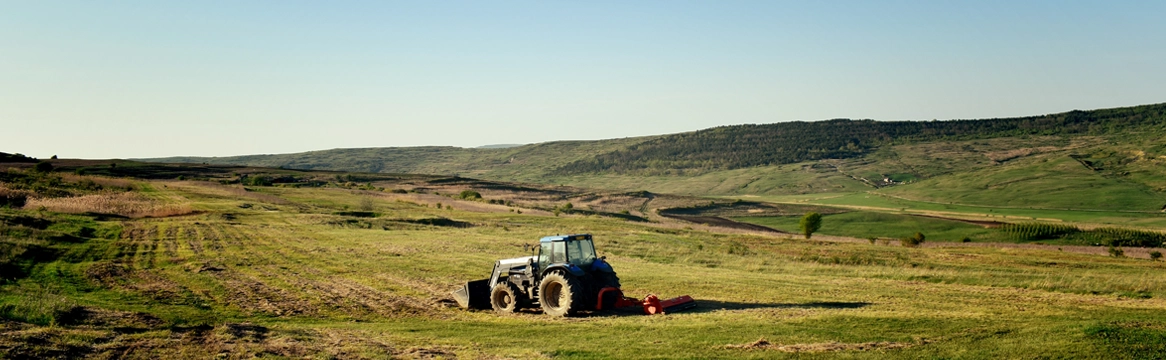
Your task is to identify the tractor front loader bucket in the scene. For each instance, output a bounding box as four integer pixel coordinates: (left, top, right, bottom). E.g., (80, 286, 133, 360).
(452, 279, 492, 310)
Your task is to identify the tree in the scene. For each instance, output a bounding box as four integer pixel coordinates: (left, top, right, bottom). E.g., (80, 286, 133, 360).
(34, 161, 53, 173)
(799, 212, 822, 239)
(458, 190, 482, 200)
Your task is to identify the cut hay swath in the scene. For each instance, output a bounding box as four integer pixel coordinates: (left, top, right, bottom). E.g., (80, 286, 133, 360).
(23, 192, 193, 218)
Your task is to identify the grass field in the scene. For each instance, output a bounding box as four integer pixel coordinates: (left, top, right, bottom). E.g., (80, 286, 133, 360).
(4, 167, 1166, 358)
(878, 156, 1164, 212)
(739, 192, 1166, 230)
(734, 212, 1005, 243)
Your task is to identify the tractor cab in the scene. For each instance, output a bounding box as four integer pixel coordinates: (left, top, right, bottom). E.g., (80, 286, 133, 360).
(536, 234, 599, 276)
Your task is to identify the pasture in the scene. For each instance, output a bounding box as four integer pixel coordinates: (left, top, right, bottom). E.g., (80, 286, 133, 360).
(2, 166, 1165, 358)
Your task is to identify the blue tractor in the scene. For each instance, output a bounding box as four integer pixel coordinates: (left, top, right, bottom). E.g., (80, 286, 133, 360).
(452, 234, 695, 316)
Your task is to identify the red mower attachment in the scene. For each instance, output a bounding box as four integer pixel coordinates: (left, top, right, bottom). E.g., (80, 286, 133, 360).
(596, 287, 697, 315)
(642, 294, 698, 315)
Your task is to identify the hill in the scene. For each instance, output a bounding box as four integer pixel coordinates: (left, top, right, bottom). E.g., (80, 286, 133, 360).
(142, 103, 1166, 215)
(144, 137, 654, 183)
(147, 103, 1166, 177)
(555, 103, 1166, 175)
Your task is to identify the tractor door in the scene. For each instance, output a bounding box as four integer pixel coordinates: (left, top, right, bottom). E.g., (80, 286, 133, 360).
(538, 242, 553, 275)
(538, 241, 566, 273)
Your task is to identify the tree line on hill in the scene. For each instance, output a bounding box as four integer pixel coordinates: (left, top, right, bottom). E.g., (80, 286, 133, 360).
(553, 103, 1166, 175)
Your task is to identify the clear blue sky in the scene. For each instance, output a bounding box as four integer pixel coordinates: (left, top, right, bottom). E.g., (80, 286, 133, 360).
(2, 1, 1164, 159)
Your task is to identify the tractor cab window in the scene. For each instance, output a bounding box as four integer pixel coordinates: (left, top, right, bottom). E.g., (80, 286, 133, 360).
(566, 239, 597, 267)
(539, 242, 553, 269)
(552, 241, 566, 264)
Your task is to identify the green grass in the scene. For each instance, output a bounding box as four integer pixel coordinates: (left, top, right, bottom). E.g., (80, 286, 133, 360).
(880, 156, 1164, 212)
(741, 192, 1166, 229)
(734, 212, 1004, 242)
(3, 175, 1166, 358)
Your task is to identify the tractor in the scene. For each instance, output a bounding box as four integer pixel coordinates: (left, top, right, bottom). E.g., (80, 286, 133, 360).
(452, 234, 696, 316)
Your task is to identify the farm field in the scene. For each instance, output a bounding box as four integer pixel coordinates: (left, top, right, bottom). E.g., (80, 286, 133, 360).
(734, 212, 1004, 243)
(3, 164, 1166, 358)
(737, 192, 1166, 229)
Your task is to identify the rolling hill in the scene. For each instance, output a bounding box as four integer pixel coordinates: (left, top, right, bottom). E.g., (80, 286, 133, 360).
(144, 103, 1166, 212)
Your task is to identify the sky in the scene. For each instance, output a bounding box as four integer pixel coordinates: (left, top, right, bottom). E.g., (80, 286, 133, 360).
(2, 1, 1165, 159)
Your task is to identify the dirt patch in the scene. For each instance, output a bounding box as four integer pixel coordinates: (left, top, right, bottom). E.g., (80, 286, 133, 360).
(726, 338, 922, 352)
(660, 214, 786, 234)
(85, 262, 131, 283)
(56, 307, 164, 329)
(401, 345, 459, 359)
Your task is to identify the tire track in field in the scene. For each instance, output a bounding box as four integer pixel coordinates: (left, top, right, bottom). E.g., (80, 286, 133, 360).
(217, 224, 246, 248)
(162, 226, 180, 258)
(143, 225, 159, 269)
(184, 224, 205, 255)
(201, 223, 224, 252)
(180, 226, 198, 257)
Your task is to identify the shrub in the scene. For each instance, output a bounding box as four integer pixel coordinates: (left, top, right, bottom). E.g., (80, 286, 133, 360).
(458, 190, 482, 200)
(359, 197, 375, 212)
(0, 186, 29, 208)
(1150, 251, 1162, 261)
(241, 175, 272, 186)
(34, 161, 53, 173)
(1108, 246, 1125, 258)
(902, 232, 926, 247)
(867, 237, 877, 244)
(961, 237, 972, 243)
(726, 241, 751, 255)
(799, 212, 822, 239)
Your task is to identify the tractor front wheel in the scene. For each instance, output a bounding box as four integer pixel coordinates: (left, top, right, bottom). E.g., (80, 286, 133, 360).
(538, 271, 583, 317)
(491, 282, 524, 313)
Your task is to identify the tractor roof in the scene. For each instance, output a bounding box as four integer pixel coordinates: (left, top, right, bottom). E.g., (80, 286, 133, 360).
(539, 234, 592, 243)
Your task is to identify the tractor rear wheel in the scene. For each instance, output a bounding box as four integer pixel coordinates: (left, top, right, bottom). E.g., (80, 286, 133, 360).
(491, 282, 524, 313)
(538, 271, 583, 317)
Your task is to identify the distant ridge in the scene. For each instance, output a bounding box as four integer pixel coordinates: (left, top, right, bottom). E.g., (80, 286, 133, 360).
(553, 103, 1166, 175)
(142, 102, 1166, 179)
